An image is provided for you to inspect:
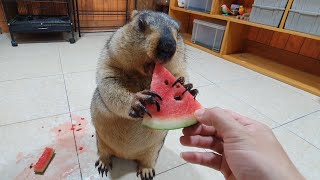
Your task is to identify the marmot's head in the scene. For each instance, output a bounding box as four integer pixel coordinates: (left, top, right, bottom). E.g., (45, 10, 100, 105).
(107, 11, 184, 75)
(130, 10, 179, 63)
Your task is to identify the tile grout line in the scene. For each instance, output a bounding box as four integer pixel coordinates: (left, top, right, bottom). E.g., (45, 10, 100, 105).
(0, 74, 63, 83)
(0, 69, 96, 84)
(189, 69, 278, 126)
(0, 108, 92, 128)
(190, 64, 261, 86)
(191, 71, 215, 86)
(271, 110, 320, 151)
(58, 46, 83, 179)
(282, 126, 320, 151)
(214, 80, 320, 128)
(71, 108, 91, 113)
(272, 110, 320, 130)
(195, 84, 214, 89)
(214, 74, 261, 84)
(156, 163, 188, 176)
(0, 112, 70, 128)
(256, 75, 320, 104)
(210, 83, 280, 126)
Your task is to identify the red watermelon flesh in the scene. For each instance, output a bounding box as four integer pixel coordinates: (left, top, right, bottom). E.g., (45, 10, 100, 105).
(33, 147, 55, 173)
(142, 64, 202, 130)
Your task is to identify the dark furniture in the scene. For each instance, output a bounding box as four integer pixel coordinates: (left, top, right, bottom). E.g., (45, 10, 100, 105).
(2, 0, 75, 46)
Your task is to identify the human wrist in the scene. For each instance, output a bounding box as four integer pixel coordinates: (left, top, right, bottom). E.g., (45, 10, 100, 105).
(260, 158, 304, 180)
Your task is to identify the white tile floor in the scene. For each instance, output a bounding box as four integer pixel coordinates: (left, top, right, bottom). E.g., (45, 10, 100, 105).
(0, 32, 319, 180)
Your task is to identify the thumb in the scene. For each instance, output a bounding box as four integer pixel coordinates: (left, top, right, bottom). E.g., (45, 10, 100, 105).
(194, 107, 242, 135)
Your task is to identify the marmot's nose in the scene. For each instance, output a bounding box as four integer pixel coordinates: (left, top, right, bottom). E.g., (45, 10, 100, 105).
(156, 36, 176, 61)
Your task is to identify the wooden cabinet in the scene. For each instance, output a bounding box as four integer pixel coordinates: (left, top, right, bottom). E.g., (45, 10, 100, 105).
(77, 0, 134, 30)
(0, 1, 8, 32)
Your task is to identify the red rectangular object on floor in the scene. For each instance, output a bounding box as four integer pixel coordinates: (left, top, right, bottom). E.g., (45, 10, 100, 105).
(33, 147, 55, 173)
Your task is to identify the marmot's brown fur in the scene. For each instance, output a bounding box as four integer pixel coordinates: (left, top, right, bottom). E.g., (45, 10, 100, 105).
(90, 10, 188, 179)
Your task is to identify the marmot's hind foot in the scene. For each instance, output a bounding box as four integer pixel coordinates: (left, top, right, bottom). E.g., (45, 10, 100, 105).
(137, 167, 156, 180)
(95, 159, 112, 177)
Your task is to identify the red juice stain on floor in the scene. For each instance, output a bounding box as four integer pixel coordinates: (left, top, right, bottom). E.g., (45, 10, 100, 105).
(71, 115, 86, 122)
(15, 114, 91, 179)
(16, 152, 24, 164)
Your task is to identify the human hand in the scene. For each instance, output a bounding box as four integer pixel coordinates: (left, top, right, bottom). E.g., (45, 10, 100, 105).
(180, 107, 304, 180)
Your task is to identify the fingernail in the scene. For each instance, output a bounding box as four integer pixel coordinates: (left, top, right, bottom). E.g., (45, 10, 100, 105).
(194, 108, 205, 119)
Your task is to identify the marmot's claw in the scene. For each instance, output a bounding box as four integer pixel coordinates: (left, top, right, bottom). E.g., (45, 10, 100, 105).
(137, 168, 155, 180)
(129, 90, 162, 118)
(172, 76, 185, 87)
(190, 89, 199, 99)
(182, 83, 193, 95)
(143, 106, 152, 118)
(142, 90, 162, 101)
(95, 159, 111, 177)
(95, 160, 99, 168)
(130, 101, 151, 118)
(182, 83, 198, 99)
(154, 100, 160, 112)
(172, 77, 199, 100)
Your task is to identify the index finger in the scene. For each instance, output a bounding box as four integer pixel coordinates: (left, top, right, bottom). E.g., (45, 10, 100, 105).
(183, 123, 216, 136)
(223, 109, 254, 126)
(195, 108, 243, 136)
(180, 152, 222, 171)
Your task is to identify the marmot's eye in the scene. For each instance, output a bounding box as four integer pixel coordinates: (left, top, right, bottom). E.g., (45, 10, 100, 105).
(138, 19, 146, 32)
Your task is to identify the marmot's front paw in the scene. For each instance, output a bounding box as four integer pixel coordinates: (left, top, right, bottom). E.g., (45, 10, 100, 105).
(129, 90, 162, 118)
(137, 167, 156, 180)
(172, 77, 199, 99)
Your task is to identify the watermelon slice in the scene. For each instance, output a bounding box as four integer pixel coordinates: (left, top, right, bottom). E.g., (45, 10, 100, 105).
(142, 64, 202, 130)
(33, 147, 55, 174)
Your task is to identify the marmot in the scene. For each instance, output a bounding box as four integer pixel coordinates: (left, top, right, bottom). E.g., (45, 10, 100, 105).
(90, 10, 197, 179)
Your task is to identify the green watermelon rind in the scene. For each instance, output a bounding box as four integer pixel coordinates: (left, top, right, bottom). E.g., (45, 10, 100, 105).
(142, 116, 198, 130)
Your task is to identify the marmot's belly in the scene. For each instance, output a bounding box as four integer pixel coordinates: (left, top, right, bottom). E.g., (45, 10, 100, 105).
(99, 119, 167, 159)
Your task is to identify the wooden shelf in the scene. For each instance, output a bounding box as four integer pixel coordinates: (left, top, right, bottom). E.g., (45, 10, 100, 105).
(170, 6, 212, 18)
(182, 33, 221, 57)
(170, 6, 320, 41)
(183, 31, 320, 95)
(170, 1, 320, 96)
(214, 15, 320, 41)
(223, 53, 320, 96)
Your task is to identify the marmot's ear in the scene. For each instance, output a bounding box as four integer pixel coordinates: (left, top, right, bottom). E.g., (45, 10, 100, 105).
(176, 21, 181, 29)
(174, 20, 181, 32)
(131, 10, 139, 19)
